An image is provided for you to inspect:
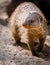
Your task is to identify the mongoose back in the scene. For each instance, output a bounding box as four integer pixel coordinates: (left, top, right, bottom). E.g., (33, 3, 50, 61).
(9, 2, 47, 56)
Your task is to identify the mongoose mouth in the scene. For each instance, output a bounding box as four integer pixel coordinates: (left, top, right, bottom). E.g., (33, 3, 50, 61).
(23, 13, 43, 29)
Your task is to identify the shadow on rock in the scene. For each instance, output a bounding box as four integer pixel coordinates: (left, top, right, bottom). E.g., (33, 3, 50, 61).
(0, 19, 8, 26)
(48, 25, 50, 35)
(15, 42, 29, 50)
(42, 44, 50, 61)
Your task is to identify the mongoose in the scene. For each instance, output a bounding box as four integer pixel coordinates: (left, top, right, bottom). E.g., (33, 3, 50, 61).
(9, 2, 47, 56)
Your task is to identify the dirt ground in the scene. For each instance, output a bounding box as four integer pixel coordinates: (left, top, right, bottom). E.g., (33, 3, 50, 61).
(0, 0, 50, 65)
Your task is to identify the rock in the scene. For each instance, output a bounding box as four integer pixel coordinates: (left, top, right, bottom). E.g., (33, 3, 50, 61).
(0, 0, 11, 19)
(10, 62, 16, 65)
(0, 61, 3, 65)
